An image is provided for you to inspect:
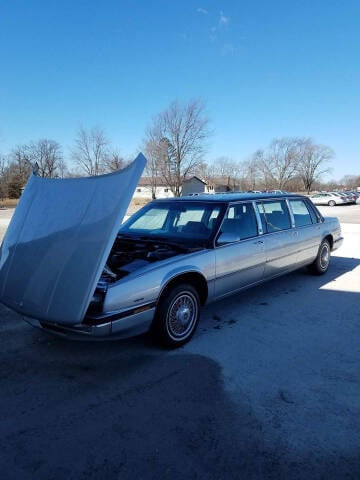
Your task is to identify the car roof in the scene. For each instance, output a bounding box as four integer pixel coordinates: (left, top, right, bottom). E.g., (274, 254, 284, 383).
(152, 192, 306, 203)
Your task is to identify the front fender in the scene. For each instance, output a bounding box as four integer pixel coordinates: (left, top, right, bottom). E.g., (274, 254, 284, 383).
(103, 250, 216, 313)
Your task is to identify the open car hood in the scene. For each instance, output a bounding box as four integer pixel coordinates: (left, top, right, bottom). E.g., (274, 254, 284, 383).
(0, 153, 146, 325)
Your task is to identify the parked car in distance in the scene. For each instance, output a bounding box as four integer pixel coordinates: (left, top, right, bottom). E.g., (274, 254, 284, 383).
(329, 192, 353, 204)
(347, 191, 360, 201)
(340, 191, 357, 203)
(311, 192, 347, 206)
(264, 189, 289, 195)
(0, 157, 343, 348)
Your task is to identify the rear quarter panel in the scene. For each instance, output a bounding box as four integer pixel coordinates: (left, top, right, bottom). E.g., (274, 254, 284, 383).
(321, 217, 343, 250)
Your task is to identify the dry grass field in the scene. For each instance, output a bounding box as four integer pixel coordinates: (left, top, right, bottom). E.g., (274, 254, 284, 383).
(0, 198, 19, 209)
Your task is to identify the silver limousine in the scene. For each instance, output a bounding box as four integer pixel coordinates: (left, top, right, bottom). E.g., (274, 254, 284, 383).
(0, 155, 343, 348)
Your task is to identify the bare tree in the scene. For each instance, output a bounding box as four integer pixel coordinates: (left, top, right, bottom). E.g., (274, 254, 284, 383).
(340, 175, 358, 189)
(28, 139, 64, 178)
(208, 156, 243, 190)
(285, 174, 305, 192)
(11, 144, 33, 181)
(56, 157, 68, 178)
(0, 155, 8, 200)
(191, 160, 211, 182)
(144, 99, 210, 196)
(72, 127, 109, 176)
(242, 150, 264, 190)
(4, 144, 34, 197)
(103, 150, 127, 172)
(297, 139, 333, 193)
(260, 138, 301, 189)
(144, 140, 161, 199)
(248, 138, 334, 192)
(217, 157, 241, 177)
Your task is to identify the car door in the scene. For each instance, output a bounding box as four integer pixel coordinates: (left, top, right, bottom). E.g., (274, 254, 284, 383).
(287, 198, 322, 265)
(214, 202, 265, 299)
(256, 199, 299, 279)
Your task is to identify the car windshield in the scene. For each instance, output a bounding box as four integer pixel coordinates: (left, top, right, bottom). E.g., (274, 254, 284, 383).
(119, 201, 223, 246)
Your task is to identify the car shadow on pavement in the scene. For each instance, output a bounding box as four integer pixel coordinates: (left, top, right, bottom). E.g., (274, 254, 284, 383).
(1, 345, 360, 480)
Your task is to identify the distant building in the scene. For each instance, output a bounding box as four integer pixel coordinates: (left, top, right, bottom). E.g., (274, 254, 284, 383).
(134, 177, 174, 199)
(134, 175, 208, 199)
(133, 175, 241, 199)
(205, 177, 241, 193)
(181, 176, 207, 196)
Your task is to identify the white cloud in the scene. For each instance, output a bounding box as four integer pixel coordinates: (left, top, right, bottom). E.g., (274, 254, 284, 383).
(209, 26, 217, 41)
(222, 43, 236, 55)
(219, 11, 229, 26)
(197, 7, 208, 15)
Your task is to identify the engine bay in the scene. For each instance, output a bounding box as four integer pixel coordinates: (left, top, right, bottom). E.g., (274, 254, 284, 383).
(99, 234, 191, 284)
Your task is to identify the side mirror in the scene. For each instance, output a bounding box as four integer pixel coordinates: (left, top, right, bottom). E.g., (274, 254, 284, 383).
(217, 232, 240, 245)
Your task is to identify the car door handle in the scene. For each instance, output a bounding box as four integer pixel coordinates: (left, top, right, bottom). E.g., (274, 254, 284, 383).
(254, 240, 264, 245)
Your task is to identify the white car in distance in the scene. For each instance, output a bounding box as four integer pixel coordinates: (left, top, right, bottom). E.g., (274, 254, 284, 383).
(311, 192, 347, 206)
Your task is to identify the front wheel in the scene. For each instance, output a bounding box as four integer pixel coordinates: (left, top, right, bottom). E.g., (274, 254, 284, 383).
(152, 283, 200, 348)
(308, 239, 331, 275)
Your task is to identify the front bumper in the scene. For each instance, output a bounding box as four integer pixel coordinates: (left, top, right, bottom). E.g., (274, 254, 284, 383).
(23, 306, 155, 340)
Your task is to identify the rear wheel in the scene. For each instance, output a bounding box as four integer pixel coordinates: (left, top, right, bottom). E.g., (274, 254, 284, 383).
(308, 239, 331, 275)
(328, 200, 336, 206)
(152, 283, 200, 348)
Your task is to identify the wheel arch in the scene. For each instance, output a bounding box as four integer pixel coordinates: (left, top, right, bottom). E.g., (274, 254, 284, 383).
(158, 271, 208, 306)
(323, 234, 334, 249)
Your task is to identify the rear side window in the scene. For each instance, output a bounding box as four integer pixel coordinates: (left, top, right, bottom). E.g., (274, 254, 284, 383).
(305, 199, 321, 223)
(288, 199, 313, 227)
(257, 200, 291, 233)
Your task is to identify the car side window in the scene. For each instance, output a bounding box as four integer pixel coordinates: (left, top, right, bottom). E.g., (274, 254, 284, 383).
(219, 202, 258, 241)
(305, 199, 320, 223)
(257, 200, 291, 233)
(288, 199, 313, 227)
(207, 207, 221, 230)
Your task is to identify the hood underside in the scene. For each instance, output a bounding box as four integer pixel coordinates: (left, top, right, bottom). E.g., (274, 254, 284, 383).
(0, 153, 146, 325)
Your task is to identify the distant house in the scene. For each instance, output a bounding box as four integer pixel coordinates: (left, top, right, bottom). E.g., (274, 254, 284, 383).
(181, 176, 207, 196)
(134, 177, 174, 199)
(134, 175, 209, 199)
(205, 177, 241, 193)
(133, 175, 240, 199)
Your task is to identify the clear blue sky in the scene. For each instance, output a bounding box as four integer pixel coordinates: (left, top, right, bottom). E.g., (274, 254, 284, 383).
(0, 0, 359, 180)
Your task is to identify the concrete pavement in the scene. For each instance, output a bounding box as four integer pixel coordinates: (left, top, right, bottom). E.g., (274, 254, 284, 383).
(0, 206, 359, 479)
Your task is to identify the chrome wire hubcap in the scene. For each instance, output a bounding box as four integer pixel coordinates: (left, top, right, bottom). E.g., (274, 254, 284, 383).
(167, 293, 197, 339)
(177, 305, 191, 326)
(320, 244, 330, 269)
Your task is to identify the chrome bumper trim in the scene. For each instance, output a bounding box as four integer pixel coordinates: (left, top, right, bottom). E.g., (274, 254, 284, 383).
(332, 236, 344, 251)
(23, 307, 155, 340)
